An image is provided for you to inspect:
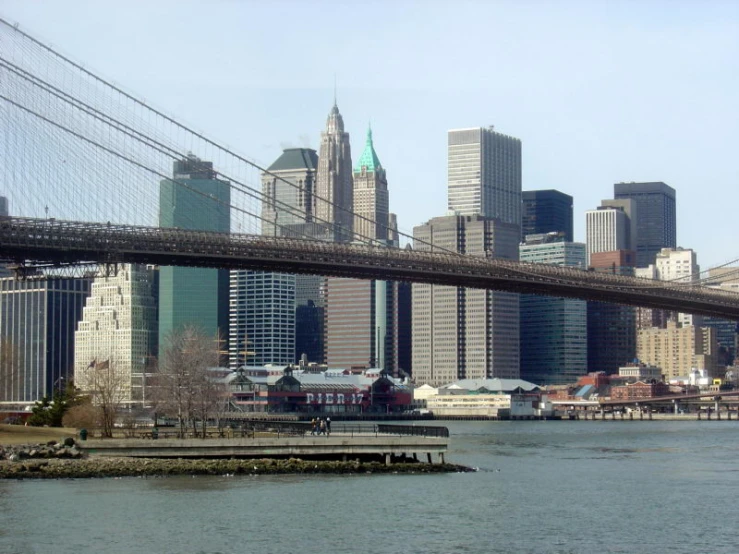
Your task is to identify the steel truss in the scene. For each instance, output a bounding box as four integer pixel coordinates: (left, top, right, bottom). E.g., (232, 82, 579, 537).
(2, 216, 738, 319)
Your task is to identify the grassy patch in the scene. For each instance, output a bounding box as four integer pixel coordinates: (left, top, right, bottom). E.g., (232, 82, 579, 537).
(0, 424, 78, 446)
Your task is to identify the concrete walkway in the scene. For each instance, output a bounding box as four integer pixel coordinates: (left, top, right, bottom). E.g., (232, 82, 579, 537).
(81, 435, 449, 465)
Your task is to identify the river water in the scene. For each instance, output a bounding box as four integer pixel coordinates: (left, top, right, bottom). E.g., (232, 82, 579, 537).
(2, 420, 738, 554)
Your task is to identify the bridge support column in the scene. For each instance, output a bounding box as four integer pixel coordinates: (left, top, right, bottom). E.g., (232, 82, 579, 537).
(385, 453, 391, 466)
(728, 411, 732, 421)
(639, 411, 643, 420)
(697, 411, 702, 420)
(601, 410, 606, 420)
(674, 400, 679, 415)
(629, 412, 633, 421)
(648, 411, 652, 420)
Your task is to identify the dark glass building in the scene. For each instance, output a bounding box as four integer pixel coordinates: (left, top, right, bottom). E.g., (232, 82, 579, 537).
(0, 276, 91, 402)
(587, 251, 637, 374)
(159, 155, 231, 353)
(614, 182, 676, 268)
(522, 190, 573, 242)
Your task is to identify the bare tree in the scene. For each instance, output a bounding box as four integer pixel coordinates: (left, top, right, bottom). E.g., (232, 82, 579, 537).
(0, 338, 23, 403)
(153, 326, 224, 438)
(80, 358, 127, 438)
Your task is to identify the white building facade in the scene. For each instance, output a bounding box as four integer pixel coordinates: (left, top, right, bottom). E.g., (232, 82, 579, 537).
(585, 205, 631, 264)
(73, 264, 157, 404)
(447, 126, 522, 226)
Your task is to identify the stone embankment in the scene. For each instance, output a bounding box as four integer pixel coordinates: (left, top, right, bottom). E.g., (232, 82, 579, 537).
(0, 440, 473, 479)
(1, 438, 83, 462)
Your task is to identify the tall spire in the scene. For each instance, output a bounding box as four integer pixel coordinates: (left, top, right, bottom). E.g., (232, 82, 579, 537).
(355, 124, 382, 173)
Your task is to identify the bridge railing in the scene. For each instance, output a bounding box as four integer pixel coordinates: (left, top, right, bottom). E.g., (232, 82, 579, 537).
(226, 420, 449, 439)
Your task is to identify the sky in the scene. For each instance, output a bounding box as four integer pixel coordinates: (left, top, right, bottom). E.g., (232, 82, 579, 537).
(2, 0, 738, 267)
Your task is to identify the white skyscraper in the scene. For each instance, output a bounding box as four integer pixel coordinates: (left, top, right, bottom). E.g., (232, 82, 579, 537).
(447, 126, 522, 226)
(585, 205, 633, 263)
(74, 264, 157, 404)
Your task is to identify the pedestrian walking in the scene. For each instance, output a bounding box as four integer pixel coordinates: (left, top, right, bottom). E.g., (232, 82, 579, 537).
(326, 417, 331, 435)
(319, 418, 327, 436)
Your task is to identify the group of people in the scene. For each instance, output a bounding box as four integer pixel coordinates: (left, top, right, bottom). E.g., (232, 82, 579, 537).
(310, 417, 331, 436)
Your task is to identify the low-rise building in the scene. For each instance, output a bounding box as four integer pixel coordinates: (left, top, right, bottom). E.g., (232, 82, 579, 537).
(425, 378, 543, 418)
(618, 362, 662, 383)
(610, 381, 670, 400)
(223, 365, 412, 414)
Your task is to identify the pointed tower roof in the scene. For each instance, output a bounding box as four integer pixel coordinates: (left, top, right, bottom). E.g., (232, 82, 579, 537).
(355, 125, 382, 172)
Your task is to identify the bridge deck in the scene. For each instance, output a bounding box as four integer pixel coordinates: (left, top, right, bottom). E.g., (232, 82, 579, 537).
(3, 217, 739, 318)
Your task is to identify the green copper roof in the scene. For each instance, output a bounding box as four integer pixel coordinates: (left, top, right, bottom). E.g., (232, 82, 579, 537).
(354, 126, 382, 173)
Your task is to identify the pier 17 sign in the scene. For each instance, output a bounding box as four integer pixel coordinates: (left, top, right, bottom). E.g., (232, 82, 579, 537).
(306, 392, 365, 405)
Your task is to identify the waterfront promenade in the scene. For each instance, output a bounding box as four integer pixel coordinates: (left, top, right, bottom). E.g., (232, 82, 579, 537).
(79, 422, 449, 465)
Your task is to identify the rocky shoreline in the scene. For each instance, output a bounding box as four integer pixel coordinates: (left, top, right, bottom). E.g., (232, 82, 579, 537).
(0, 441, 473, 479)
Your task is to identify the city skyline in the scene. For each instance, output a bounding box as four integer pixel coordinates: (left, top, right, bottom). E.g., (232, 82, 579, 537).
(3, 1, 738, 268)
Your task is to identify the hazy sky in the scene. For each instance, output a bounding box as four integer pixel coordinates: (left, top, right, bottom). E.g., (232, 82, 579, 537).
(2, 0, 738, 267)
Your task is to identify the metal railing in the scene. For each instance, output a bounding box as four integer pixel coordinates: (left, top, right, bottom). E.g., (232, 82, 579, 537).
(227, 420, 449, 439)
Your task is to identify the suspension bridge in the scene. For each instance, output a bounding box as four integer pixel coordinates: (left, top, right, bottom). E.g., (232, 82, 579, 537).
(1, 19, 739, 320)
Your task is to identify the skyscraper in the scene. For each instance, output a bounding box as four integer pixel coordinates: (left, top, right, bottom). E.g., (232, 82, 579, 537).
(0, 276, 90, 403)
(412, 215, 520, 386)
(353, 126, 389, 243)
(74, 264, 158, 404)
(522, 190, 573, 242)
(325, 278, 398, 373)
(229, 271, 295, 367)
(519, 234, 587, 385)
(158, 155, 231, 352)
(614, 181, 676, 267)
(587, 251, 637, 374)
(600, 199, 638, 252)
(316, 102, 353, 242)
(585, 202, 635, 263)
(448, 126, 522, 226)
(261, 148, 319, 238)
(257, 147, 326, 364)
(325, 126, 397, 373)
